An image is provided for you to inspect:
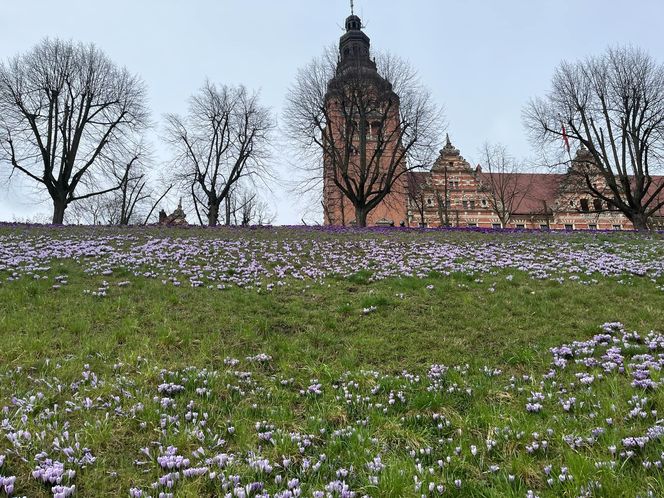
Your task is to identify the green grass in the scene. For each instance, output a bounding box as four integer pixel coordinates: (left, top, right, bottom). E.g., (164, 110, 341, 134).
(2, 262, 659, 372)
(1, 228, 664, 496)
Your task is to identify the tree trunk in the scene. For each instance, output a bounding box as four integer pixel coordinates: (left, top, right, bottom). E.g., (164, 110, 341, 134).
(630, 212, 650, 231)
(120, 206, 129, 225)
(52, 199, 67, 225)
(208, 202, 219, 226)
(355, 207, 368, 227)
(225, 196, 232, 225)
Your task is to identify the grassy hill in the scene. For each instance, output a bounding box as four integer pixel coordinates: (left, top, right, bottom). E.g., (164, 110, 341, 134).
(1, 226, 663, 497)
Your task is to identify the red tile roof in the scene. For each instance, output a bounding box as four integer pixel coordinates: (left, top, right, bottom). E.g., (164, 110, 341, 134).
(478, 172, 563, 214)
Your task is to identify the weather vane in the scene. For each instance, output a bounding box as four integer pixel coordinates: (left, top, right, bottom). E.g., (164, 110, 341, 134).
(350, 0, 354, 15)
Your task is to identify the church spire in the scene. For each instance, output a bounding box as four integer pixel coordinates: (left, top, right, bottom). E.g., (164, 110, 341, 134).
(338, 6, 376, 73)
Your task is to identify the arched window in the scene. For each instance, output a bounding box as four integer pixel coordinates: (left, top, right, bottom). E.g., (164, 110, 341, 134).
(593, 199, 603, 211)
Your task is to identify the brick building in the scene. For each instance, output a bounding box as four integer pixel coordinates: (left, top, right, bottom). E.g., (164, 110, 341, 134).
(322, 13, 407, 227)
(322, 13, 664, 230)
(405, 137, 664, 230)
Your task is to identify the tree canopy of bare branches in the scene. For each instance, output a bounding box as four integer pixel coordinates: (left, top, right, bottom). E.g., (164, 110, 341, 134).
(524, 46, 664, 230)
(65, 146, 172, 226)
(479, 143, 534, 227)
(284, 47, 443, 227)
(223, 185, 275, 226)
(0, 38, 149, 224)
(164, 82, 274, 226)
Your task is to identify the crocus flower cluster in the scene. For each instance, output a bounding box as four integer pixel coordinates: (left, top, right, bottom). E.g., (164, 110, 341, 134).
(0, 319, 660, 496)
(2, 226, 663, 295)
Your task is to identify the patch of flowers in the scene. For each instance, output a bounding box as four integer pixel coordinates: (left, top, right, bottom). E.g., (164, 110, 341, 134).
(0, 322, 661, 495)
(1, 227, 664, 295)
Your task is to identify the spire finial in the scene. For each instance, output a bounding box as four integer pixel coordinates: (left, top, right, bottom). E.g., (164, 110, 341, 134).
(440, 133, 460, 156)
(350, 0, 354, 15)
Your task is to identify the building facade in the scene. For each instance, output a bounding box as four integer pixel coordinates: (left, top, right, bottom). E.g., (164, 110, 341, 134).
(406, 138, 650, 230)
(322, 13, 662, 231)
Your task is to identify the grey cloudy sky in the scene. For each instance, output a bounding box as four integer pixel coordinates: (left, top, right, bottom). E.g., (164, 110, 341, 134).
(1, 0, 663, 224)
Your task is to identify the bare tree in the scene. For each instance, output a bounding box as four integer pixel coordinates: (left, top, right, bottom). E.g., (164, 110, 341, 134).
(64, 145, 173, 226)
(66, 195, 108, 225)
(111, 156, 149, 225)
(321, 195, 346, 226)
(223, 184, 249, 226)
(524, 46, 664, 230)
(165, 81, 274, 226)
(223, 184, 255, 225)
(65, 152, 142, 225)
(89, 149, 147, 225)
(407, 173, 427, 227)
(284, 43, 442, 227)
(240, 193, 275, 226)
(0, 38, 148, 224)
(478, 143, 534, 227)
(222, 184, 275, 226)
(433, 162, 451, 227)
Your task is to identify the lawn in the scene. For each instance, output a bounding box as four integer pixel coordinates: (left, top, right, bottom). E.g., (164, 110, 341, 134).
(1, 226, 664, 497)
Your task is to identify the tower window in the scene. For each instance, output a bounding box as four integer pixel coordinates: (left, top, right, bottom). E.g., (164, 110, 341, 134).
(369, 121, 381, 139)
(580, 198, 590, 212)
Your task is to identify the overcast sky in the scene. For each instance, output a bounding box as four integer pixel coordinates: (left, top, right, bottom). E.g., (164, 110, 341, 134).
(1, 0, 663, 224)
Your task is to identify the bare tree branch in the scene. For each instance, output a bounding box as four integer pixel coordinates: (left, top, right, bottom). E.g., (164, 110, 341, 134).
(478, 143, 534, 227)
(143, 184, 173, 225)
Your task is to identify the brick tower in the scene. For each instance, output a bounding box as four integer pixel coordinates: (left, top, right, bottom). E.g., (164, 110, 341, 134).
(322, 12, 408, 227)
